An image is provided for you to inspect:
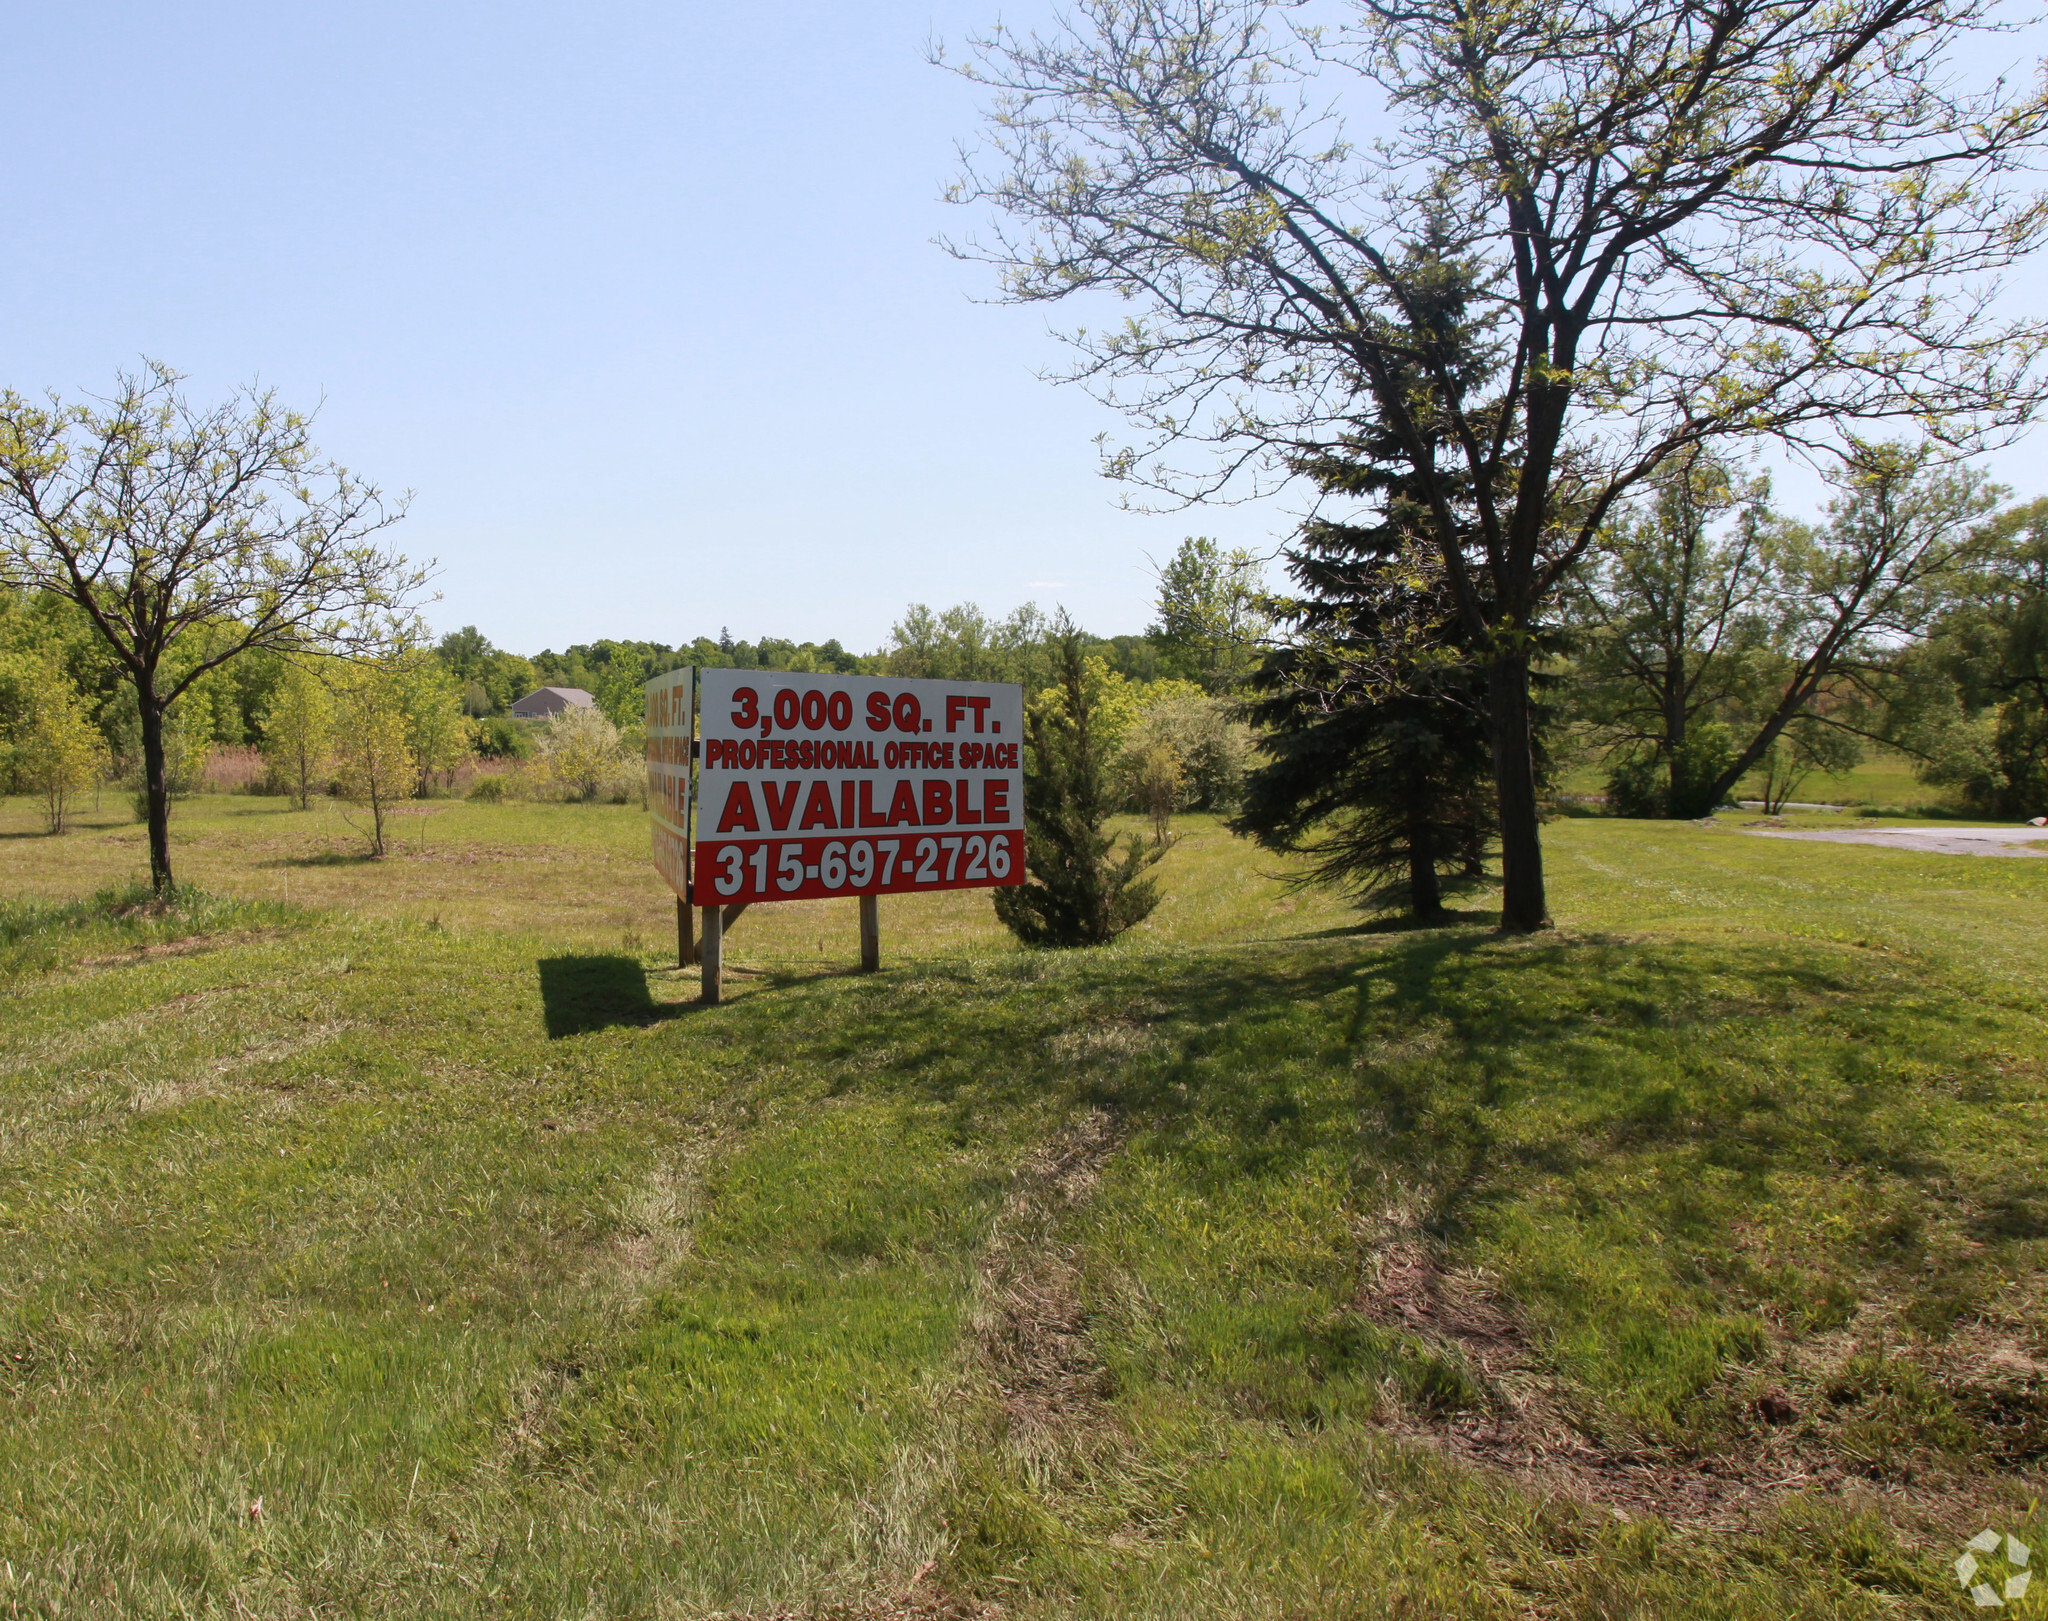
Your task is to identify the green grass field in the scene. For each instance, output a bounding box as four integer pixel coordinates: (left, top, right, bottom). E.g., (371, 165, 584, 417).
(2, 792, 2045, 1618)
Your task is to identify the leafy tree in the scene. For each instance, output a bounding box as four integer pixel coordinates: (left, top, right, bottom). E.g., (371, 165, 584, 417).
(1572, 446, 1990, 813)
(947, 0, 2048, 929)
(472, 715, 531, 760)
(1151, 537, 1269, 692)
(1123, 732, 1185, 846)
(885, 601, 1052, 686)
(260, 660, 334, 810)
(398, 658, 472, 794)
(1903, 497, 2048, 814)
(1710, 447, 1995, 806)
(0, 364, 424, 891)
(0, 653, 104, 833)
(328, 660, 417, 857)
(994, 620, 1162, 947)
(435, 626, 536, 716)
(1114, 694, 1251, 825)
(1566, 452, 1778, 816)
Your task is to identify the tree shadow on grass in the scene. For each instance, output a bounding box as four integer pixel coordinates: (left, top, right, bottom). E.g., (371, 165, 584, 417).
(781, 928, 1981, 1231)
(718, 927, 2048, 1469)
(1289, 907, 1498, 941)
(538, 955, 689, 1038)
(280, 850, 379, 868)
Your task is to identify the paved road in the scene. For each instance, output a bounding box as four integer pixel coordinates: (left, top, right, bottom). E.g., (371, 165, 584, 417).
(1742, 825, 2048, 857)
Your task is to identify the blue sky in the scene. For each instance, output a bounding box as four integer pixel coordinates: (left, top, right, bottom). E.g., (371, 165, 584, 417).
(6, 3, 2045, 658)
(1, 1, 1288, 657)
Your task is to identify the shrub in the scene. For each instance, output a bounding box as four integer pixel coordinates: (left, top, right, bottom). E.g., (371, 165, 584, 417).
(534, 707, 641, 803)
(466, 773, 511, 803)
(995, 625, 1161, 948)
(1114, 694, 1251, 821)
(473, 715, 532, 760)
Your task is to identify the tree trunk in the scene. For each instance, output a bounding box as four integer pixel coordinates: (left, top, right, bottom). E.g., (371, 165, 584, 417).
(1663, 660, 1689, 818)
(138, 691, 174, 895)
(1406, 808, 1443, 919)
(1488, 654, 1550, 932)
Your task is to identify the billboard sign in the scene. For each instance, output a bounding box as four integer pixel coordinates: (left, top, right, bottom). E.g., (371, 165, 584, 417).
(694, 670, 1025, 904)
(644, 668, 694, 898)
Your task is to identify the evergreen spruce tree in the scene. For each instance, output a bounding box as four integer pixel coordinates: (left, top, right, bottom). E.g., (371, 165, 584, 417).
(1235, 235, 1507, 919)
(994, 621, 1162, 947)
(1236, 517, 1499, 918)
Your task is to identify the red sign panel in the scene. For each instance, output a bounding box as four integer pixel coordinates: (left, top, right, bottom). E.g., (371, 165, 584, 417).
(694, 670, 1025, 904)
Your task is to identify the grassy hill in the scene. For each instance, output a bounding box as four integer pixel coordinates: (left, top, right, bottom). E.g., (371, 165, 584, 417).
(1, 796, 2044, 1618)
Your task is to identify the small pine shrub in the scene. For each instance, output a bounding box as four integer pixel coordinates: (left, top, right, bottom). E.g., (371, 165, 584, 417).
(994, 625, 1161, 949)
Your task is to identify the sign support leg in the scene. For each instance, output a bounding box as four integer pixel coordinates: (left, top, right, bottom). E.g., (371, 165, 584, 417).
(700, 904, 722, 1004)
(859, 893, 879, 973)
(676, 896, 695, 967)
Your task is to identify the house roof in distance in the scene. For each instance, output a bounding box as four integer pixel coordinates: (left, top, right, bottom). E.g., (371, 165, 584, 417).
(510, 686, 597, 718)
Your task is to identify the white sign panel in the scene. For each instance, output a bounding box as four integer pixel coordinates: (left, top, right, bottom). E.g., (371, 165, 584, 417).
(643, 669, 694, 898)
(694, 670, 1024, 904)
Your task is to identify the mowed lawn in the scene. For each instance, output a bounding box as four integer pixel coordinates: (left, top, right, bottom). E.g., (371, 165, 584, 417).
(1, 794, 2045, 1618)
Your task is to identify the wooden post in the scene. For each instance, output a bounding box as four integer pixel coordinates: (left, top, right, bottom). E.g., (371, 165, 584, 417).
(676, 896, 695, 967)
(859, 893, 879, 973)
(700, 904, 722, 1005)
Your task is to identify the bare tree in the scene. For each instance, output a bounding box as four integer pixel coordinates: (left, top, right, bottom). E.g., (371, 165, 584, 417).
(0, 364, 428, 893)
(944, 0, 2048, 928)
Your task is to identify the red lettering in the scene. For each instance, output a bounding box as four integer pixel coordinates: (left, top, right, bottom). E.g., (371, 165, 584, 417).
(716, 781, 760, 833)
(798, 780, 837, 830)
(983, 779, 1010, 824)
(945, 696, 968, 732)
(801, 689, 828, 730)
(886, 779, 921, 827)
(763, 781, 801, 831)
(956, 779, 981, 824)
(840, 779, 855, 828)
(858, 780, 888, 828)
(968, 697, 991, 733)
(893, 693, 921, 733)
(866, 692, 892, 732)
(922, 779, 953, 825)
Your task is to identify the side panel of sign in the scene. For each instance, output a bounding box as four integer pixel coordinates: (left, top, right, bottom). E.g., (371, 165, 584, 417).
(695, 670, 1025, 905)
(644, 669, 694, 899)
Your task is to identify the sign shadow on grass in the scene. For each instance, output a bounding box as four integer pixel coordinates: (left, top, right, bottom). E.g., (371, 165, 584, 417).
(537, 955, 690, 1038)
